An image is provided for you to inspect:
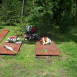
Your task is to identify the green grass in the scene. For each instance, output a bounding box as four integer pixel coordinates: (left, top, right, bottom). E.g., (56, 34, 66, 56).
(0, 26, 77, 77)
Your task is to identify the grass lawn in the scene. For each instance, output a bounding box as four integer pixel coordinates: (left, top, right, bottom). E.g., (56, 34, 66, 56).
(0, 26, 77, 77)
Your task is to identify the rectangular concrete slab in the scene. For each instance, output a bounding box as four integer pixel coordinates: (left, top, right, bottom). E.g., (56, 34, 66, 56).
(36, 41, 60, 56)
(0, 29, 10, 42)
(0, 42, 22, 55)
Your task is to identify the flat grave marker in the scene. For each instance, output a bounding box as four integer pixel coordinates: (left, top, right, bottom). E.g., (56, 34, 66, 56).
(36, 41, 60, 56)
(0, 29, 10, 42)
(0, 41, 22, 55)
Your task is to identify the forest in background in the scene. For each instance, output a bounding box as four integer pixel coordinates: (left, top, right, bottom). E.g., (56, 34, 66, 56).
(0, 0, 77, 34)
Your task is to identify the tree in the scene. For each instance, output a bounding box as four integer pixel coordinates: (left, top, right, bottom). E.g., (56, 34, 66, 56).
(59, 0, 73, 33)
(21, 0, 25, 23)
(75, 0, 77, 8)
(33, 0, 34, 8)
(25, 0, 53, 33)
(1, 0, 21, 26)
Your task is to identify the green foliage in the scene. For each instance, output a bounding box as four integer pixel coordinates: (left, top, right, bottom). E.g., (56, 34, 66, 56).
(23, 0, 74, 34)
(0, 0, 21, 26)
(73, 8, 77, 25)
(0, 0, 76, 34)
(59, 11, 72, 33)
(24, 0, 33, 16)
(24, 0, 53, 33)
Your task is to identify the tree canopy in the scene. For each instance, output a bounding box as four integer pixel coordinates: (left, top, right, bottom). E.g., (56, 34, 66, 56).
(0, 0, 76, 33)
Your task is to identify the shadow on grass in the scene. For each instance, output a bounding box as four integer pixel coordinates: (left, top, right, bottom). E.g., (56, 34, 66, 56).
(66, 34, 77, 43)
(22, 33, 77, 45)
(50, 33, 77, 44)
(22, 40, 36, 45)
(36, 55, 61, 63)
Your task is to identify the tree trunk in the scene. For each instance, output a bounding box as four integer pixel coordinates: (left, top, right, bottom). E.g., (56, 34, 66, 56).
(33, 0, 34, 8)
(21, 0, 24, 23)
(75, 0, 77, 8)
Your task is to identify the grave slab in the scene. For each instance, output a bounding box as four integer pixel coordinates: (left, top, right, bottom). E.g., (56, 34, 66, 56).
(0, 41, 22, 55)
(0, 29, 10, 42)
(36, 41, 60, 56)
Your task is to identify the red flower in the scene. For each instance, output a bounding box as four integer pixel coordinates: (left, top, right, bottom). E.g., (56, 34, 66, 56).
(9, 36, 18, 39)
(40, 37, 47, 42)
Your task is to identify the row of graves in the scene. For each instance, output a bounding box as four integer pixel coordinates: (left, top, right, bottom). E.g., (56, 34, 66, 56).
(0, 26, 60, 56)
(24, 25, 60, 56)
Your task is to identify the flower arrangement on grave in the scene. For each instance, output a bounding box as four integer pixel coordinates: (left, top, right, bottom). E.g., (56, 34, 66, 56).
(40, 37, 51, 45)
(8, 36, 20, 43)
